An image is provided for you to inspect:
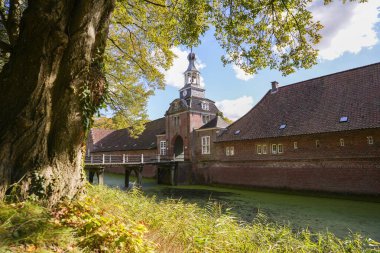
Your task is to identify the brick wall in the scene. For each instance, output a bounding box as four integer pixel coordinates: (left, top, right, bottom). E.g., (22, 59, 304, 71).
(211, 129, 380, 162)
(166, 112, 191, 160)
(192, 128, 380, 195)
(193, 128, 220, 161)
(193, 158, 380, 195)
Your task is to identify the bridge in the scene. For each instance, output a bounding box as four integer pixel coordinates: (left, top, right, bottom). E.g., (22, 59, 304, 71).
(84, 154, 183, 187)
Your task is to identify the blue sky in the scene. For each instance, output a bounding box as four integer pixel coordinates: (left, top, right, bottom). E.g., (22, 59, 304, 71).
(147, 0, 380, 121)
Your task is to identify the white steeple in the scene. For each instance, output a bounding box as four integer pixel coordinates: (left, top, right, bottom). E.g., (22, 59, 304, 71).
(179, 50, 205, 99)
(184, 50, 200, 87)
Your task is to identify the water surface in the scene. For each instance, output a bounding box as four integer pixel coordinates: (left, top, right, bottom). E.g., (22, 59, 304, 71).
(99, 172, 380, 241)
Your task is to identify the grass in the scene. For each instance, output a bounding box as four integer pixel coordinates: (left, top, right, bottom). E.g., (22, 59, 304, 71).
(0, 185, 379, 252)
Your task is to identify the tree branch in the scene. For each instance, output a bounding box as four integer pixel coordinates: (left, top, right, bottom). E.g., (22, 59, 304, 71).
(142, 0, 170, 8)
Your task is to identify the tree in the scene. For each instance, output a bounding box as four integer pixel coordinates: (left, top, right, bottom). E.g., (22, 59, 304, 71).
(0, 0, 362, 203)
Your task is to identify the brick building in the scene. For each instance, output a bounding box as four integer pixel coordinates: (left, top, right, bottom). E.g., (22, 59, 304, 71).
(88, 53, 380, 195)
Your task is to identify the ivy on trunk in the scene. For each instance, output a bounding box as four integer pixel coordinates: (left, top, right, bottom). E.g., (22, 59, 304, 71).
(0, 0, 115, 204)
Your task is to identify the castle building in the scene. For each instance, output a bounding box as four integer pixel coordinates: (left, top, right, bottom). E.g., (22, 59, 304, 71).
(88, 53, 380, 196)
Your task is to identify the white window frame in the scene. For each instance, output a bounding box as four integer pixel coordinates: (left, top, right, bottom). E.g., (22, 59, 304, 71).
(262, 144, 267, 154)
(278, 144, 283, 154)
(202, 114, 210, 124)
(257, 145, 262, 154)
(160, 141, 167, 155)
(367, 136, 374, 145)
(226, 147, 230, 156)
(201, 136, 211, 154)
(201, 102, 210, 111)
(173, 116, 179, 126)
(271, 144, 277, 154)
(226, 146, 235, 156)
(340, 138, 345, 147)
(230, 146, 235, 156)
(293, 142, 298, 149)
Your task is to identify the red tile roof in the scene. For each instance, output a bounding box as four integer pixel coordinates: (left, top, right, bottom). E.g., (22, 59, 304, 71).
(217, 63, 380, 142)
(88, 129, 114, 145)
(90, 118, 166, 152)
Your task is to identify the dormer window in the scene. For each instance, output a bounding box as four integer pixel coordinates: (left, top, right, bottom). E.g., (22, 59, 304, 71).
(339, 116, 348, 123)
(201, 102, 209, 111)
(202, 114, 210, 124)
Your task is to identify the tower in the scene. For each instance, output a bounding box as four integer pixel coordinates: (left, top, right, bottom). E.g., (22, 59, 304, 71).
(165, 51, 220, 161)
(179, 52, 205, 99)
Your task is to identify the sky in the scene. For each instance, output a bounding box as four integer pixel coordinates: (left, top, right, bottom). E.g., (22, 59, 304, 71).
(147, 0, 380, 121)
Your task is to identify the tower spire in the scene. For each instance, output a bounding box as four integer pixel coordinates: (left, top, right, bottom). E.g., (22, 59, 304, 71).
(179, 50, 205, 99)
(186, 50, 198, 72)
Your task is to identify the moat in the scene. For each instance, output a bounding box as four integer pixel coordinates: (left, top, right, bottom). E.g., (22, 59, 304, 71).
(98, 172, 380, 241)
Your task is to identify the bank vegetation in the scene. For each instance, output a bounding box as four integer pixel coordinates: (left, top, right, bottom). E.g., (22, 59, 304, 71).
(0, 185, 378, 252)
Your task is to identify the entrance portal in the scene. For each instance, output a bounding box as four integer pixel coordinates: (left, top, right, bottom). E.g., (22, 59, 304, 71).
(174, 136, 184, 161)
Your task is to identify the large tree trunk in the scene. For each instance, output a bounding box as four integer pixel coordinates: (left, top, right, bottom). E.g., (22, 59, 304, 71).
(0, 1, 114, 205)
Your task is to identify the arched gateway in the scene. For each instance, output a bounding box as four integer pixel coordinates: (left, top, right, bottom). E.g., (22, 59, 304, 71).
(173, 135, 184, 161)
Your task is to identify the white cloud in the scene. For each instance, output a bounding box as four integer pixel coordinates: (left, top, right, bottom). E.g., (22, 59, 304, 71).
(232, 64, 255, 81)
(310, 0, 380, 60)
(216, 96, 254, 121)
(164, 47, 206, 88)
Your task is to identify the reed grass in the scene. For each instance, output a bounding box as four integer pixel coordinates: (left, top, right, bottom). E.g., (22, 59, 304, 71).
(0, 185, 378, 252)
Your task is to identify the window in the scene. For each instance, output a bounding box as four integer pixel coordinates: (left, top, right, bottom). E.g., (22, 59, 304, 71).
(201, 136, 210, 154)
(315, 140, 320, 148)
(339, 116, 348, 123)
(271, 144, 277, 154)
(340, 138, 345, 147)
(278, 144, 283, 154)
(257, 145, 262, 154)
(279, 124, 286, 129)
(367, 136, 374, 145)
(226, 146, 235, 156)
(160, 141, 167, 155)
(263, 145, 267, 154)
(293, 142, 298, 149)
(202, 114, 210, 124)
(173, 116, 179, 126)
(201, 102, 210, 111)
(234, 130, 241, 135)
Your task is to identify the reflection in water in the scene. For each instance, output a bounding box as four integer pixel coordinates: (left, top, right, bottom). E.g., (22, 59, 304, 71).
(100, 172, 380, 241)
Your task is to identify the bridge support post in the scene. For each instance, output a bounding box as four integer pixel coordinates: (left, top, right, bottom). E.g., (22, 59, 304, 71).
(124, 167, 131, 189)
(89, 171, 95, 184)
(96, 167, 105, 185)
(137, 165, 143, 187)
(170, 163, 176, 186)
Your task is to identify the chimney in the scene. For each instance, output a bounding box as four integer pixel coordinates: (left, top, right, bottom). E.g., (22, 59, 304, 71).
(271, 81, 279, 93)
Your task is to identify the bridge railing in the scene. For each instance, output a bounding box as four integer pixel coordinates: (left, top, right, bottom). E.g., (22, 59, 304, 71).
(84, 154, 174, 164)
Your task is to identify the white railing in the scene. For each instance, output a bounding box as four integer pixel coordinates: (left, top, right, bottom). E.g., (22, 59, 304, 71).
(84, 154, 173, 165)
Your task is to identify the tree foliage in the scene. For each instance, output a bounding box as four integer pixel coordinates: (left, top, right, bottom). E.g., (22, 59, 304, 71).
(0, 0, 365, 133)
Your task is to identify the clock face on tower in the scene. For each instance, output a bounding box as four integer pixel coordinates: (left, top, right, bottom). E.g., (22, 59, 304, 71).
(182, 90, 187, 97)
